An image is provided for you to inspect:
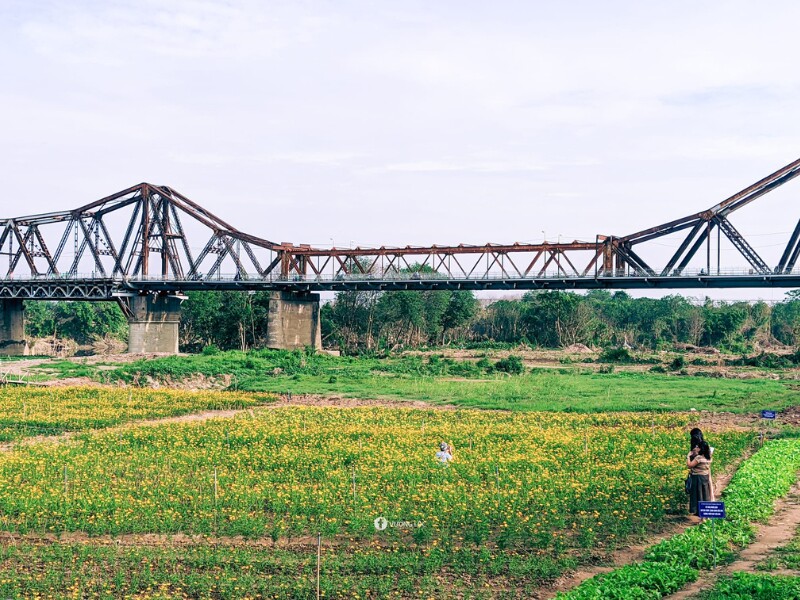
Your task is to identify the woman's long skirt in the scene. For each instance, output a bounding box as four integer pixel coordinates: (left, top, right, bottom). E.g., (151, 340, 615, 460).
(689, 474, 713, 515)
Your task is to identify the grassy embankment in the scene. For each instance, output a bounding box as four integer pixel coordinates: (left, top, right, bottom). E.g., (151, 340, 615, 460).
(27, 349, 800, 413)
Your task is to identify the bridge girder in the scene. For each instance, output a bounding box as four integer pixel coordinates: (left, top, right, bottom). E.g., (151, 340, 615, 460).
(1, 157, 800, 296)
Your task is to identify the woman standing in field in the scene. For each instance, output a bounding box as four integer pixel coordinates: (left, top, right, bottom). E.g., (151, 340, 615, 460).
(689, 428, 715, 496)
(687, 440, 714, 518)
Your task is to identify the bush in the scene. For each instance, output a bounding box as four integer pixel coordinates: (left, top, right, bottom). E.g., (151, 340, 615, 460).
(669, 356, 686, 371)
(599, 347, 633, 363)
(201, 344, 221, 356)
(729, 353, 797, 369)
(494, 355, 525, 375)
(475, 357, 494, 373)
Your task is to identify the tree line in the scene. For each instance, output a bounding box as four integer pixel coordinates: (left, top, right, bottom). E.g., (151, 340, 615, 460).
(326, 289, 800, 354)
(20, 289, 800, 354)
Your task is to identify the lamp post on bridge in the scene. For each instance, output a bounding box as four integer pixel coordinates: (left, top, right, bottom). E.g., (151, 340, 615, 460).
(557, 234, 562, 276)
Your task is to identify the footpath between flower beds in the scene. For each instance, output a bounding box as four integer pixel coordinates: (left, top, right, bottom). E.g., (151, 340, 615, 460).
(556, 438, 800, 599)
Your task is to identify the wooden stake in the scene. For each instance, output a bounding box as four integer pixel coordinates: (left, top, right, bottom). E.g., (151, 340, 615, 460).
(214, 468, 218, 502)
(213, 467, 219, 534)
(316, 532, 322, 599)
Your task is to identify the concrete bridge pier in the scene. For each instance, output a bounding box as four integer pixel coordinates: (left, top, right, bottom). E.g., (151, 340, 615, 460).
(0, 299, 29, 356)
(266, 291, 322, 351)
(127, 295, 183, 354)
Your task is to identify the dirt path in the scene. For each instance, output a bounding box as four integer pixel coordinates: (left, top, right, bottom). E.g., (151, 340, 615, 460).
(0, 353, 158, 377)
(664, 481, 800, 599)
(539, 450, 753, 599)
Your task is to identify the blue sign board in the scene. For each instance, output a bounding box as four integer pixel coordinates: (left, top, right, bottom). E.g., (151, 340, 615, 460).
(698, 501, 726, 519)
(761, 410, 777, 419)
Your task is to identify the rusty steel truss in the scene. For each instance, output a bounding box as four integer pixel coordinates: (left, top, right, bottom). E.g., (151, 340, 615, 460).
(2, 158, 800, 300)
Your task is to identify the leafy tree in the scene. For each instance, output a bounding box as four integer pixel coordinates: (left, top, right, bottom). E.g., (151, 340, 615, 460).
(772, 291, 800, 346)
(322, 290, 380, 353)
(179, 291, 271, 351)
(180, 291, 224, 350)
(441, 291, 479, 343)
(25, 301, 128, 344)
(701, 300, 748, 348)
(520, 291, 590, 347)
(472, 300, 524, 343)
(24, 301, 56, 338)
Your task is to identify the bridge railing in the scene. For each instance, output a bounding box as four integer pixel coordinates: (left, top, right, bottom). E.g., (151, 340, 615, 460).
(0, 267, 798, 284)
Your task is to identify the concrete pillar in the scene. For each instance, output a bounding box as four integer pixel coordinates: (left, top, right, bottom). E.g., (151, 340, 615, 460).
(127, 295, 182, 354)
(266, 291, 322, 350)
(0, 299, 29, 356)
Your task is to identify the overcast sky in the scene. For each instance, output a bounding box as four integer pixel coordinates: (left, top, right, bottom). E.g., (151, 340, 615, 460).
(2, 1, 799, 300)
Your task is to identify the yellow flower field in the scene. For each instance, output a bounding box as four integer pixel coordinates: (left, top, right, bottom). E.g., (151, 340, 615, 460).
(0, 386, 274, 441)
(0, 406, 751, 553)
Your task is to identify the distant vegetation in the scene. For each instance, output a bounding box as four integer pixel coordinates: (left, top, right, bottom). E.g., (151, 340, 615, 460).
(22, 288, 800, 356)
(24, 301, 127, 345)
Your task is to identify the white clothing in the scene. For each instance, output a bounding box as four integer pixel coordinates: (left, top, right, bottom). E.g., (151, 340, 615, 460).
(436, 450, 452, 463)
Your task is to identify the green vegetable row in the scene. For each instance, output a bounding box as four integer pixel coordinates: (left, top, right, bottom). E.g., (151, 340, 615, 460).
(558, 438, 800, 599)
(700, 572, 800, 599)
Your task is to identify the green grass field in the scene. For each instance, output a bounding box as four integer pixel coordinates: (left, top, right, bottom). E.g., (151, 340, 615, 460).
(30, 349, 800, 413)
(238, 370, 798, 413)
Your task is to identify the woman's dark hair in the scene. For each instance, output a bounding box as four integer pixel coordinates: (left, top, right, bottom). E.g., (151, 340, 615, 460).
(698, 441, 711, 460)
(690, 428, 704, 451)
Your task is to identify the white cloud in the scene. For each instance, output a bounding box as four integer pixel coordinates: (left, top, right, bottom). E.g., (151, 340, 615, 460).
(19, 0, 330, 64)
(370, 159, 549, 174)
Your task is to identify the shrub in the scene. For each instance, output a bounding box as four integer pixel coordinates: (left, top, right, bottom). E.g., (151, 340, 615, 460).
(730, 353, 795, 369)
(494, 355, 525, 375)
(669, 356, 686, 371)
(475, 357, 494, 373)
(599, 347, 633, 363)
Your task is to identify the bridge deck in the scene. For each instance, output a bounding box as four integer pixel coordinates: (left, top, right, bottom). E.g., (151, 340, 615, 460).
(0, 272, 798, 300)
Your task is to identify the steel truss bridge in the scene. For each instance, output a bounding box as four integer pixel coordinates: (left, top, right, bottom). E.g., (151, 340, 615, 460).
(2, 158, 800, 303)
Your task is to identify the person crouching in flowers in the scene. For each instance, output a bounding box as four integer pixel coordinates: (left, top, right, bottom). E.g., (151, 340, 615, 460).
(687, 440, 714, 519)
(436, 442, 453, 465)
